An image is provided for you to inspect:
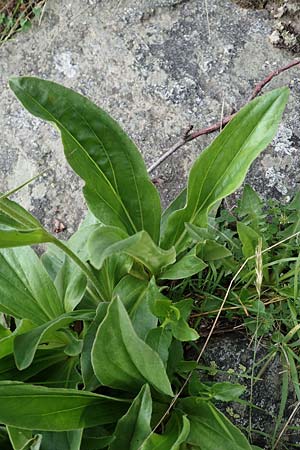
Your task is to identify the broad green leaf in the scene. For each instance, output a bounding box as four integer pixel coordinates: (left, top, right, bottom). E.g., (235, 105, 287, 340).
(237, 222, 261, 258)
(81, 303, 108, 391)
(0, 381, 129, 431)
(92, 297, 173, 396)
(109, 384, 152, 450)
(160, 88, 289, 253)
(41, 244, 64, 281)
(161, 189, 187, 236)
(0, 247, 64, 324)
(36, 358, 81, 389)
(42, 213, 99, 281)
(184, 223, 213, 242)
(145, 327, 172, 366)
(37, 430, 82, 450)
(0, 320, 35, 360)
(159, 254, 207, 280)
(7, 427, 41, 450)
(141, 413, 190, 450)
(179, 398, 252, 450)
(170, 319, 199, 342)
(14, 310, 94, 370)
(89, 227, 175, 275)
(82, 428, 114, 449)
(55, 256, 87, 312)
(9, 77, 161, 242)
(97, 254, 133, 302)
(0, 350, 67, 382)
(188, 377, 245, 402)
(36, 430, 82, 450)
(237, 184, 264, 231)
(113, 276, 157, 339)
(196, 240, 231, 261)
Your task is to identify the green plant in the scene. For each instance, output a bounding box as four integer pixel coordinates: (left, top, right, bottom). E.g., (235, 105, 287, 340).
(0, 0, 45, 44)
(0, 76, 289, 449)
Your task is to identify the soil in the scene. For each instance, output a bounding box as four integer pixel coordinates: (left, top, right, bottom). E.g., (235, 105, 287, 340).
(232, 0, 300, 53)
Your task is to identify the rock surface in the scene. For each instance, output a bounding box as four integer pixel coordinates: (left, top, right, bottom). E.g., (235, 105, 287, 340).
(189, 333, 300, 448)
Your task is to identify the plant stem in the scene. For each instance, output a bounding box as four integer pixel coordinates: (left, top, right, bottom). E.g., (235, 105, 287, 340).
(51, 236, 104, 301)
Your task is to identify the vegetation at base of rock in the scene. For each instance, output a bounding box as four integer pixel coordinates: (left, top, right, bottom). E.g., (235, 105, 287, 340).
(0, 77, 293, 449)
(0, 0, 46, 44)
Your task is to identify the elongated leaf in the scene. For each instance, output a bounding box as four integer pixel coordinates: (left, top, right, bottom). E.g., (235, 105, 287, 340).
(37, 430, 82, 450)
(7, 427, 41, 450)
(89, 227, 175, 275)
(160, 88, 289, 252)
(92, 297, 173, 396)
(55, 256, 87, 312)
(0, 350, 67, 382)
(109, 384, 152, 450)
(196, 240, 231, 261)
(82, 429, 114, 450)
(14, 310, 94, 370)
(9, 77, 161, 242)
(161, 189, 187, 236)
(0, 382, 129, 431)
(97, 254, 133, 301)
(237, 184, 264, 231)
(179, 398, 252, 450)
(141, 413, 190, 450)
(81, 303, 108, 391)
(145, 327, 172, 366)
(0, 247, 64, 324)
(237, 222, 260, 258)
(0, 320, 35, 360)
(159, 254, 207, 280)
(113, 276, 157, 339)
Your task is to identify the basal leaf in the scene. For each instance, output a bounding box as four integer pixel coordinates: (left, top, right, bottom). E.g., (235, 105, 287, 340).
(159, 254, 207, 280)
(9, 77, 161, 242)
(88, 227, 175, 275)
(55, 256, 87, 312)
(0, 320, 35, 360)
(196, 240, 231, 261)
(237, 222, 261, 258)
(81, 303, 108, 391)
(145, 327, 172, 366)
(160, 88, 289, 253)
(141, 412, 190, 450)
(7, 427, 41, 450)
(109, 384, 152, 450)
(91, 297, 173, 396)
(179, 398, 252, 450)
(37, 430, 82, 450)
(0, 381, 129, 431)
(14, 311, 94, 370)
(0, 247, 64, 324)
(113, 276, 157, 339)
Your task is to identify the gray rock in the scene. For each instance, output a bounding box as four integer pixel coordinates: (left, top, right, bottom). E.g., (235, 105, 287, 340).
(189, 333, 300, 449)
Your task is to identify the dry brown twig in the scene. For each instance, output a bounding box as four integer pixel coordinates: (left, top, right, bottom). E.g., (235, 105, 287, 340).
(148, 59, 300, 174)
